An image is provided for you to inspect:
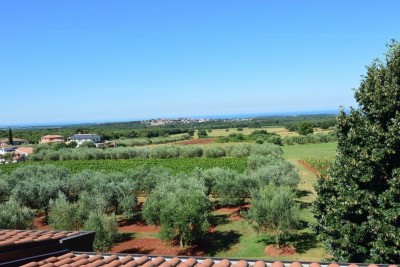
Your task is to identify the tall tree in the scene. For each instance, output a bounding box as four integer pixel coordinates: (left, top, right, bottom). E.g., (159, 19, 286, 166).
(313, 40, 400, 263)
(8, 128, 13, 145)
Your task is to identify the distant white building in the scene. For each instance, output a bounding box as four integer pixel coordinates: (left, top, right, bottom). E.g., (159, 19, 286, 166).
(69, 134, 102, 146)
(0, 146, 16, 155)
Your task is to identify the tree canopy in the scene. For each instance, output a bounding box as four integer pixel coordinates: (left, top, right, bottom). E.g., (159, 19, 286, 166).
(313, 40, 400, 263)
(142, 175, 210, 247)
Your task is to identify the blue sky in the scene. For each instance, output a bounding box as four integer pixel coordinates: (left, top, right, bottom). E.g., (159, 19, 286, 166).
(1, 1, 400, 126)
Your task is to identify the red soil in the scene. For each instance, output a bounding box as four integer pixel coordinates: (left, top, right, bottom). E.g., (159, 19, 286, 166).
(297, 160, 319, 176)
(118, 219, 160, 233)
(34, 214, 50, 231)
(110, 237, 182, 255)
(264, 245, 296, 256)
(110, 237, 205, 256)
(213, 204, 249, 221)
(175, 138, 216, 145)
(109, 204, 249, 255)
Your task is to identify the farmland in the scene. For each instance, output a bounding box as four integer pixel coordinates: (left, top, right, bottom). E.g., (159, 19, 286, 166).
(0, 116, 338, 261)
(0, 157, 248, 174)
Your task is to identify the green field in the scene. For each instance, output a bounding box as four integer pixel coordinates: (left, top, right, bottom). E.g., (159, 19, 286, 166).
(205, 127, 333, 138)
(282, 142, 337, 160)
(0, 157, 248, 174)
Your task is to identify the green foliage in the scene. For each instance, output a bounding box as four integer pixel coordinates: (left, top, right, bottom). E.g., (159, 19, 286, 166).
(313, 40, 400, 263)
(142, 175, 210, 247)
(0, 157, 248, 174)
(302, 157, 333, 177)
(10, 165, 70, 222)
(250, 162, 300, 188)
(213, 170, 256, 207)
(246, 185, 300, 247)
(49, 192, 80, 231)
(83, 212, 118, 252)
(285, 124, 297, 132)
(0, 199, 34, 229)
(79, 141, 96, 148)
(297, 122, 314, 135)
(203, 146, 226, 158)
(267, 135, 282, 146)
(282, 132, 337, 145)
(8, 128, 13, 145)
(179, 145, 203, 158)
(255, 137, 264, 144)
(197, 129, 208, 138)
(226, 144, 251, 158)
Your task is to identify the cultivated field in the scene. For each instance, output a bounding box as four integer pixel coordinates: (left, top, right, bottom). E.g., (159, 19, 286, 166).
(1, 123, 338, 261)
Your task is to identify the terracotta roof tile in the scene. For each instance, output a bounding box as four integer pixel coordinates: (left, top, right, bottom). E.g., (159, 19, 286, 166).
(290, 262, 302, 267)
(20, 252, 399, 267)
(0, 229, 81, 247)
(252, 261, 265, 267)
(199, 258, 214, 267)
(235, 260, 248, 267)
(182, 258, 197, 267)
(272, 262, 284, 267)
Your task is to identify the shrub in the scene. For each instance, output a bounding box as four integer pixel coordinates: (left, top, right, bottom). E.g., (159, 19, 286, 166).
(203, 146, 226, 158)
(267, 136, 283, 146)
(179, 146, 203, 158)
(49, 192, 80, 231)
(226, 145, 251, 157)
(83, 212, 118, 251)
(0, 199, 34, 229)
(79, 141, 96, 148)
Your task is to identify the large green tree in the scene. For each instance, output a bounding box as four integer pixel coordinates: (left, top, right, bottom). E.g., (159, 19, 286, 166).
(313, 40, 400, 263)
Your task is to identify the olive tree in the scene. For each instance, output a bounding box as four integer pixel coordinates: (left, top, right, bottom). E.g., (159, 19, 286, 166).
(142, 175, 210, 247)
(83, 212, 118, 252)
(246, 185, 300, 247)
(0, 199, 35, 229)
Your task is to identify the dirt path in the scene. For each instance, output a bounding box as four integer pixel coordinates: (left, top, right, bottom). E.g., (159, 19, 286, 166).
(297, 160, 319, 176)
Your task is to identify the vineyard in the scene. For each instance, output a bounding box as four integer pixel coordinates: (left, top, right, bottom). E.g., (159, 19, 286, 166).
(0, 157, 248, 174)
(302, 157, 333, 177)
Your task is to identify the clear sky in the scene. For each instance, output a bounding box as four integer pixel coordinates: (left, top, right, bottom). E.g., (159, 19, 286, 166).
(1, 1, 400, 126)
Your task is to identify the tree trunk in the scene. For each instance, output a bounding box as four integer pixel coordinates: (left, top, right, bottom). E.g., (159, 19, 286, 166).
(44, 208, 49, 225)
(179, 235, 183, 248)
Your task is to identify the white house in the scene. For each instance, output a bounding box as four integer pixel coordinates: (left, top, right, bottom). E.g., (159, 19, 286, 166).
(69, 134, 102, 146)
(0, 146, 16, 155)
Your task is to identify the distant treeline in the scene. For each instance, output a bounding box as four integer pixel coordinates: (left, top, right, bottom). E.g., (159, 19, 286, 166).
(0, 114, 336, 144)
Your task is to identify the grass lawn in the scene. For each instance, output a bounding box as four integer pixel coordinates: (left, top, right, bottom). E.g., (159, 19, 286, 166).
(282, 142, 337, 160)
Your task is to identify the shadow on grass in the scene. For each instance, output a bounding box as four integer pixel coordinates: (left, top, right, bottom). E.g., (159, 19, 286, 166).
(295, 199, 312, 209)
(289, 232, 318, 253)
(298, 219, 309, 229)
(209, 214, 230, 227)
(257, 232, 319, 254)
(183, 230, 241, 256)
(295, 189, 312, 199)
